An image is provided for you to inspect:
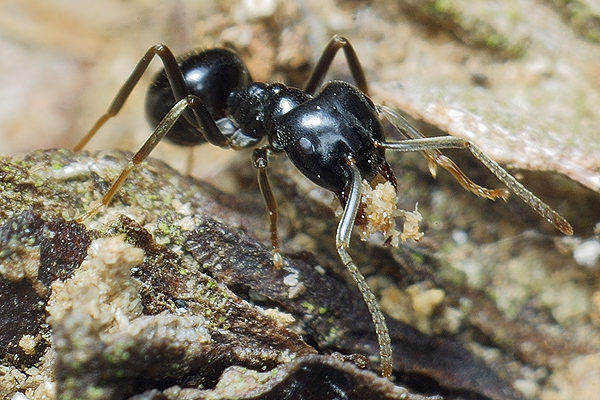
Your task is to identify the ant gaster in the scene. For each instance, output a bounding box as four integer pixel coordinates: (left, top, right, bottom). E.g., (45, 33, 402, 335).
(73, 35, 573, 378)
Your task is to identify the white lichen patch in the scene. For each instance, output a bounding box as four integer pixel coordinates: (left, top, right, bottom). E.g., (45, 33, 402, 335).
(282, 269, 306, 299)
(211, 365, 274, 397)
(175, 215, 199, 232)
(47, 236, 145, 331)
(0, 231, 47, 297)
(262, 307, 296, 327)
(283, 272, 299, 287)
(171, 199, 193, 217)
(0, 249, 39, 282)
(574, 239, 600, 268)
(358, 179, 423, 246)
(105, 312, 211, 346)
(44, 159, 99, 180)
(0, 348, 56, 400)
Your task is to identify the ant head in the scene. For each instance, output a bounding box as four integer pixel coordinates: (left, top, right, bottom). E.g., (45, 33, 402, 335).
(145, 48, 251, 146)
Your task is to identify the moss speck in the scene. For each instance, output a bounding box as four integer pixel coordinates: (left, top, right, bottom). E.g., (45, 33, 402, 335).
(301, 301, 315, 313)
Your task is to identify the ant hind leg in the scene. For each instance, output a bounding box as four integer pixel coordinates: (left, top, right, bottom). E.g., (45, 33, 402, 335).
(378, 105, 573, 235)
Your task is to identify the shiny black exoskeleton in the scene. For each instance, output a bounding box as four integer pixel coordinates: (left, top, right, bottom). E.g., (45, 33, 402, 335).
(145, 48, 392, 195)
(145, 48, 252, 146)
(74, 35, 572, 380)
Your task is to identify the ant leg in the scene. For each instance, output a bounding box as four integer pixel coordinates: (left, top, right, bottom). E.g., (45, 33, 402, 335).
(377, 108, 573, 235)
(77, 95, 209, 222)
(336, 157, 393, 378)
(379, 105, 509, 201)
(252, 147, 284, 268)
(305, 35, 369, 96)
(74, 44, 230, 151)
(184, 147, 195, 176)
(74, 44, 185, 150)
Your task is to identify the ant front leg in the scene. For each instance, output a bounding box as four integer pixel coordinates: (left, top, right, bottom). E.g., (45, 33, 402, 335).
(73, 44, 189, 151)
(378, 105, 573, 235)
(336, 157, 393, 378)
(74, 44, 230, 151)
(305, 35, 370, 96)
(77, 95, 214, 222)
(252, 147, 284, 268)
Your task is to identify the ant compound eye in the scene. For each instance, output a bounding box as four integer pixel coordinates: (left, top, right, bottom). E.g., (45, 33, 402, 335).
(297, 137, 315, 155)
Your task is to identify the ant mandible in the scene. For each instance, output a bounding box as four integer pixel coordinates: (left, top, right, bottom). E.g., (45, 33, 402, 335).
(73, 35, 573, 378)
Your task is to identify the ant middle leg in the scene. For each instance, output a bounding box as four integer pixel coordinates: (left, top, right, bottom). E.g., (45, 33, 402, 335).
(253, 147, 284, 268)
(305, 35, 369, 96)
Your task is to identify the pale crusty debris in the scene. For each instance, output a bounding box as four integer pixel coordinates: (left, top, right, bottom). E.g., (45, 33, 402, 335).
(47, 236, 145, 331)
(406, 285, 445, 319)
(358, 179, 423, 246)
(0, 348, 56, 400)
(398, 205, 424, 243)
(18, 335, 38, 356)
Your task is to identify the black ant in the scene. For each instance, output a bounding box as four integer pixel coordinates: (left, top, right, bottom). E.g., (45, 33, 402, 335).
(73, 35, 573, 378)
